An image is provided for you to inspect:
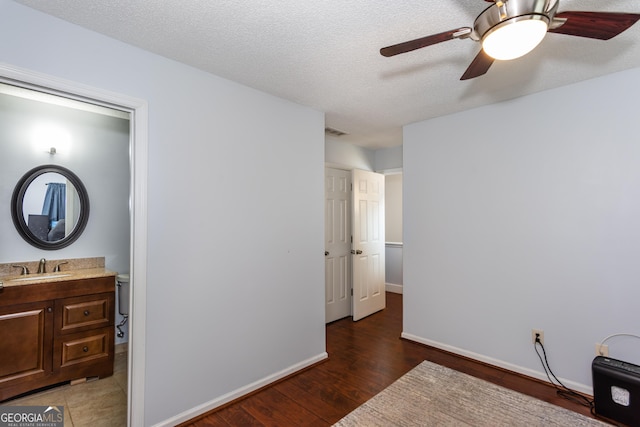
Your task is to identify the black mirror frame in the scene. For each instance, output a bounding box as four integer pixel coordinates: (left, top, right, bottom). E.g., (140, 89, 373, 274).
(11, 164, 90, 250)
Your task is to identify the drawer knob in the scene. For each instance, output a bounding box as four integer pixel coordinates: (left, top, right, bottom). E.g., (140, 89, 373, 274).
(83, 346, 89, 352)
(47, 307, 53, 313)
(84, 310, 90, 316)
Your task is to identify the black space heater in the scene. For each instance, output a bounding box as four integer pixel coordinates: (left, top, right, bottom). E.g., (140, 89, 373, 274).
(592, 356, 640, 427)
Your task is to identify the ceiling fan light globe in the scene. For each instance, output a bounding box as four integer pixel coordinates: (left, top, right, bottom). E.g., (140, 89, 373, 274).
(482, 18, 549, 60)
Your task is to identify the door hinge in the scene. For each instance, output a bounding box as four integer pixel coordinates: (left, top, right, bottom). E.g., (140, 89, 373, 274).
(351, 288, 353, 296)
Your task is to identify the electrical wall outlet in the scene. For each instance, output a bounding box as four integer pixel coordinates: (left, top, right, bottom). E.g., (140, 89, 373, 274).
(596, 343, 609, 356)
(532, 329, 544, 345)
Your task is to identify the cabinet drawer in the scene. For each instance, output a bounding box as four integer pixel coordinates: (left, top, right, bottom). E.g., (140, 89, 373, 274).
(58, 329, 111, 368)
(58, 293, 114, 333)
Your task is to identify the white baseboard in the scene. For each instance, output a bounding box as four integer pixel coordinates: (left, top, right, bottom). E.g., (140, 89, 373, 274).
(153, 352, 329, 427)
(385, 283, 403, 294)
(401, 332, 593, 396)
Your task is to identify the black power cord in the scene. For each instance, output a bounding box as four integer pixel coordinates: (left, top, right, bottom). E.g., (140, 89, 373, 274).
(533, 337, 596, 414)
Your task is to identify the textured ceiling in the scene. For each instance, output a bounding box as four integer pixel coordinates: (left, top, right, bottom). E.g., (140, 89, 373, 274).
(14, 0, 640, 148)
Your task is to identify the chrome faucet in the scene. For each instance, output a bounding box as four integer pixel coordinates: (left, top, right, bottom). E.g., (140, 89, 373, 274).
(37, 258, 47, 274)
(12, 265, 29, 275)
(53, 261, 68, 272)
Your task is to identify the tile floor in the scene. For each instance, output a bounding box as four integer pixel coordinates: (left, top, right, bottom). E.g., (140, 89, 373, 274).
(2, 350, 128, 427)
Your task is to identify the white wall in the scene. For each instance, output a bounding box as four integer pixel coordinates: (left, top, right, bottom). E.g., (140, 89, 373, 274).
(325, 136, 375, 170)
(385, 173, 403, 292)
(403, 67, 640, 393)
(385, 243, 403, 293)
(375, 145, 402, 172)
(0, 2, 326, 425)
(385, 174, 403, 243)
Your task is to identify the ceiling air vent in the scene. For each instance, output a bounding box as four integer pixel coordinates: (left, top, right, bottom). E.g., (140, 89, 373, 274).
(325, 127, 347, 137)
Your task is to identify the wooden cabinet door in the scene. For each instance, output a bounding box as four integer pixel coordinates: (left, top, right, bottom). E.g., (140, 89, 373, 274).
(0, 301, 53, 388)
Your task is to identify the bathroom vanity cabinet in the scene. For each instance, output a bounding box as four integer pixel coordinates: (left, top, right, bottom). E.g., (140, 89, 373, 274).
(0, 274, 115, 401)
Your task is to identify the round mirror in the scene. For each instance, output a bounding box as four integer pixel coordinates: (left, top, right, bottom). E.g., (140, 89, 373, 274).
(11, 165, 90, 250)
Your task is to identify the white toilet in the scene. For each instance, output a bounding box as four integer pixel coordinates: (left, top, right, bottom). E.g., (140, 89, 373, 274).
(116, 273, 130, 338)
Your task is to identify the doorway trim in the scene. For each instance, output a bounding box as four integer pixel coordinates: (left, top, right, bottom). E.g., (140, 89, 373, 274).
(0, 63, 148, 427)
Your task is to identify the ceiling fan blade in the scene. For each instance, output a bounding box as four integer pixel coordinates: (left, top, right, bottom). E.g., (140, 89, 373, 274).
(460, 49, 494, 80)
(380, 27, 472, 57)
(548, 11, 640, 40)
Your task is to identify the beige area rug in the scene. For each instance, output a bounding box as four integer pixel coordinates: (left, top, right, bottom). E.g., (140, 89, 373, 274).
(333, 361, 609, 426)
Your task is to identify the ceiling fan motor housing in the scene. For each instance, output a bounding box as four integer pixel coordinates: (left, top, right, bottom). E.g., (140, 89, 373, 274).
(473, 0, 557, 41)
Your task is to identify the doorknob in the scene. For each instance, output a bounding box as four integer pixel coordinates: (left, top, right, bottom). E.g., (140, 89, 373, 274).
(325, 251, 329, 256)
(350, 249, 363, 255)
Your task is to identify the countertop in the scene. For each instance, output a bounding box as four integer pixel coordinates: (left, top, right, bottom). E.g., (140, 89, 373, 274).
(0, 267, 117, 288)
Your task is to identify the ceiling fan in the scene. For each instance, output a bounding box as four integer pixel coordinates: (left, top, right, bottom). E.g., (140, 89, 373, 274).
(380, 0, 640, 80)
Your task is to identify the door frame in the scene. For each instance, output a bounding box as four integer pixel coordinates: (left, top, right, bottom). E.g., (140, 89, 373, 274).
(0, 63, 148, 427)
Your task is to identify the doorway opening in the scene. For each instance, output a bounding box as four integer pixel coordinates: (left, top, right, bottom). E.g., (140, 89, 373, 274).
(324, 167, 386, 323)
(0, 64, 148, 426)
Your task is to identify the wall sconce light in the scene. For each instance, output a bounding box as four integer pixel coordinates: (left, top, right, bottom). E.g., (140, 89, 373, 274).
(31, 123, 71, 156)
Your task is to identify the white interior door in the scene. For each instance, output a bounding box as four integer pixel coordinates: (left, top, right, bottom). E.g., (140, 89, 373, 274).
(325, 168, 352, 323)
(352, 169, 385, 321)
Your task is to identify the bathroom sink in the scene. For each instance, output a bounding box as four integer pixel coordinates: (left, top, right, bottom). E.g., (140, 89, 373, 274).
(9, 273, 73, 282)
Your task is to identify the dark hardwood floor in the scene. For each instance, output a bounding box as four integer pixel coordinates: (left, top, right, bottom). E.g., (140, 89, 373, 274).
(183, 292, 603, 426)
